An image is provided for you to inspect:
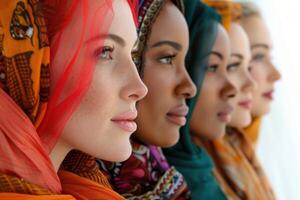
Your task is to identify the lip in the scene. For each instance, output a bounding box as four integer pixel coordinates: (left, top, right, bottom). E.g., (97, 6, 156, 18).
(166, 104, 189, 126)
(111, 110, 138, 133)
(238, 99, 253, 110)
(217, 106, 233, 123)
(262, 90, 274, 101)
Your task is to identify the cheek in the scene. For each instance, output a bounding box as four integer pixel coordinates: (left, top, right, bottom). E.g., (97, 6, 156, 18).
(251, 64, 268, 85)
(139, 68, 175, 112)
(81, 72, 115, 116)
(228, 74, 243, 92)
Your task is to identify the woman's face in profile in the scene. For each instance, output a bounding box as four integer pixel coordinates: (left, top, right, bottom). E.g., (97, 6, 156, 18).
(241, 15, 281, 117)
(190, 24, 236, 141)
(57, 0, 147, 162)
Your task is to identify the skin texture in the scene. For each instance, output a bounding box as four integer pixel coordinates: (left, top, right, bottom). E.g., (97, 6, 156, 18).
(227, 22, 256, 128)
(134, 1, 196, 148)
(190, 24, 237, 141)
(241, 16, 281, 117)
(50, 0, 148, 171)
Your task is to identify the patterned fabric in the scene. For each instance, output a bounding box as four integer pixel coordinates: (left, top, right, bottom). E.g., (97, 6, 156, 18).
(60, 150, 113, 189)
(203, 128, 276, 200)
(98, 140, 189, 200)
(0, 0, 50, 126)
(133, 0, 184, 74)
(58, 170, 125, 200)
(0, 174, 53, 195)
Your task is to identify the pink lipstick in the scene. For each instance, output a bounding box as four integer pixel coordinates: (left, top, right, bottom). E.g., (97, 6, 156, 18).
(166, 105, 189, 126)
(111, 110, 137, 132)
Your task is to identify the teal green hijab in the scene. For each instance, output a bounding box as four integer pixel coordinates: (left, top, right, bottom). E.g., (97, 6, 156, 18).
(163, 0, 227, 199)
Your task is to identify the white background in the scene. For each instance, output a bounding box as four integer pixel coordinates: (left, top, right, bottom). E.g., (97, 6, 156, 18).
(243, 0, 300, 199)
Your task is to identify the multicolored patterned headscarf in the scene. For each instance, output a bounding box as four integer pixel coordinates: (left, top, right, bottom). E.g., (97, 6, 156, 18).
(0, 1, 134, 199)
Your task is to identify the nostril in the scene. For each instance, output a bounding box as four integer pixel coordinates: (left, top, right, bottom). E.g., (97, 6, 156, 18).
(228, 93, 236, 99)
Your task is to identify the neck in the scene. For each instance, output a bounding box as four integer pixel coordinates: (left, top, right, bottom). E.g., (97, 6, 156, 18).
(49, 139, 72, 172)
(191, 134, 204, 147)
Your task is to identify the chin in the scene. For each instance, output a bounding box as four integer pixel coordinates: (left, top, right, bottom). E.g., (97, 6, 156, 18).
(230, 115, 252, 128)
(160, 137, 179, 148)
(98, 142, 132, 162)
(159, 127, 180, 148)
(209, 126, 226, 140)
(252, 104, 271, 117)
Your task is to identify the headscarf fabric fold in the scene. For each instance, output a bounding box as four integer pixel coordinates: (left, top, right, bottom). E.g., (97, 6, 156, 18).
(204, 128, 276, 200)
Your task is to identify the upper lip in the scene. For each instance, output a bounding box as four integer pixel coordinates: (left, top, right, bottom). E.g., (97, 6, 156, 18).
(111, 110, 137, 121)
(238, 99, 253, 107)
(263, 89, 274, 96)
(167, 104, 189, 117)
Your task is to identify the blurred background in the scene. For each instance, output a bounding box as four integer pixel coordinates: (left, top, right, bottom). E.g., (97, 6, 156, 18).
(241, 0, 300, 199)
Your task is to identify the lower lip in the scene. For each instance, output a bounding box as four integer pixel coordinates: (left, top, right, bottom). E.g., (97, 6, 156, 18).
(166, 114, 187, 126)
(238, 102, 252, 110)
(112, 120, 137, 132)
(217, 113, 231, 123)
(263, 93, 273, 101)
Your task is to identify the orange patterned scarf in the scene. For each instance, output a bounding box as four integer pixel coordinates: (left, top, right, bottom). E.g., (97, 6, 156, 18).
(204, 128, 275, 200)
(0, 0, 50, 127)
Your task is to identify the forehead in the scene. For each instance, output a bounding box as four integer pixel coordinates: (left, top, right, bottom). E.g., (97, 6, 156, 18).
(108, 0, 137, 44)
(212, 24, 230, 55)
(242, 16, 272, 47)
(228, 23, 250, 55)
(147, 2, 188, 45)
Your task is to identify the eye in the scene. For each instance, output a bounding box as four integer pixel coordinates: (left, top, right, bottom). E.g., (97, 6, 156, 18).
(252, 53, 265, 62)
(97, 46, 114, 60)
(206, 64, 218, 72)
(158, 54, 176, 65)
(227, 62, 240, 72)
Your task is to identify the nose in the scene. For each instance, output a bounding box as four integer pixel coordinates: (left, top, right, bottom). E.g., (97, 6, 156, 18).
(268, 62, 281, 83)
(175, 66, 197, 99)
(242, 69, 257, 93)
(221, 76, 237, 100)
(122, 58, 148, 101)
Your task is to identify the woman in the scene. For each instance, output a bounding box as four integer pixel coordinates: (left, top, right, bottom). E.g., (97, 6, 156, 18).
(202, 1, 276, 199)
(93, 0, 196, 199)
(240, 2, 281, 144)
(163, 0, 236, 199)
(0, 0, 147, 199)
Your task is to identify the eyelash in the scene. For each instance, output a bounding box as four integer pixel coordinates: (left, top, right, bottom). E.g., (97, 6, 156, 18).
(252, 54, 265, 62)
(97, 46, 114, 60)
(206, 64, 218, 72)
(227, 62, 241, 72)
(158, 54, 176, 65)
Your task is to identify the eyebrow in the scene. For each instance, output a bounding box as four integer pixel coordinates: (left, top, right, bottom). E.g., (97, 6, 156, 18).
(210, 51, 223, 60)
(231, 53, 243, 60)
(150, 40, 182, 51)
(251, 44, 269, 50)
(87, 34, 126, 47)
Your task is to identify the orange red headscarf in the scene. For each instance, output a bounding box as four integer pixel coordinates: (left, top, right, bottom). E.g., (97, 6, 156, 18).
(0, 0, 132, 199)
